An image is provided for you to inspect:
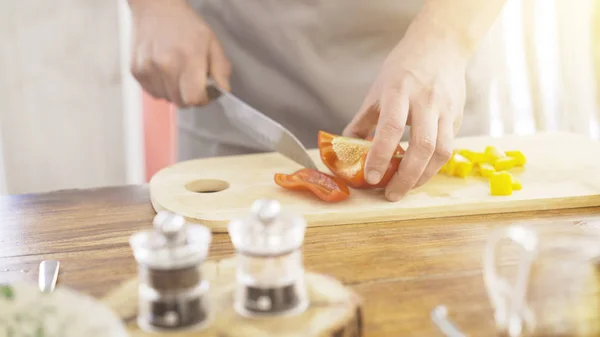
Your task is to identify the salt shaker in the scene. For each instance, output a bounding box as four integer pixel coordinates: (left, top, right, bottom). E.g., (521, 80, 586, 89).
(129, 211, 213, 332)
(228, 199, 309, 318)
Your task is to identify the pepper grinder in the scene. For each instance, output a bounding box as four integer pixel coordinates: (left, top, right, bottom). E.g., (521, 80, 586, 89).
(129, 211, 213, 332)
(228, 199, 309, 318)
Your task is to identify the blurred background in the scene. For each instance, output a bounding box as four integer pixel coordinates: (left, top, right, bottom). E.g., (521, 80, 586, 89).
(0, 0, 598, 195)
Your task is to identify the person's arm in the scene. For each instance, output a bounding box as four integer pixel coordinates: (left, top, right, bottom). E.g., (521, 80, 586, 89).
(343, 0, 508, 202)
(411, 0, 508, 57)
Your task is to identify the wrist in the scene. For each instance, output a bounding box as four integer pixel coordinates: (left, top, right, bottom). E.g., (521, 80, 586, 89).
(405, 4, 480, 59)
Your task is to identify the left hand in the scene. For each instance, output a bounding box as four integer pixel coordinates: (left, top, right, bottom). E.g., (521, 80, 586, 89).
(343, 25, 469, 202)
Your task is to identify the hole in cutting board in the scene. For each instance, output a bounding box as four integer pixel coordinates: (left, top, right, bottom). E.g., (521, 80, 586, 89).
(185, 179, 229, 193)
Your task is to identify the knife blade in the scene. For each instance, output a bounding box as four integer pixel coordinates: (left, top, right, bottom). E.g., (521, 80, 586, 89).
(205, 79, 317, 169)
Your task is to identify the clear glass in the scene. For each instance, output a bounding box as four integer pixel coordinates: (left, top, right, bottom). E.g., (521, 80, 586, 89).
(434, 222, 600, 336)
(233, 250, 308, 317)
(137, 271, 211, 332)
(228, 210, 306, 257)
(483, 225, 538, 337)
(130, 218, 213, 332)
(236, 250, 304, 287)
(482, 223, 600, 337)
(228, 200, 309, 317)
(130, 224, 212, 270)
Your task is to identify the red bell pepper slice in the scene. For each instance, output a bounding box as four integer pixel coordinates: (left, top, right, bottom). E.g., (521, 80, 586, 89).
(274, 168, 350, 202)
(317, 130, 404, 189)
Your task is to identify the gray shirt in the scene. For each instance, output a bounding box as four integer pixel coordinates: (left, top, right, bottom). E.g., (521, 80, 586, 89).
(177, 0, 493, 160)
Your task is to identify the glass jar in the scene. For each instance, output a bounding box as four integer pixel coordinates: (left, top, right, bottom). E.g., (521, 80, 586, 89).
(129, 211, 212, 331)
(228, 199, 309, 317)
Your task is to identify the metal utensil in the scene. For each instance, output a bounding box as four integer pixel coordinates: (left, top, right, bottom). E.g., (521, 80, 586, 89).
(38, 260, 60, 293)
(431, 305, 467, 337)
(205, 79, 317, 169)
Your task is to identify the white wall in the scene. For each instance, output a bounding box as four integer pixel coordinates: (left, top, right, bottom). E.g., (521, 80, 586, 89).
(118, 0, 145, 186)
(0, 0, 144, 195)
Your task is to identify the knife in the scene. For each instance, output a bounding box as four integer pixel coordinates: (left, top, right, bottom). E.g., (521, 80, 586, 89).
(205, 79, 317, 169)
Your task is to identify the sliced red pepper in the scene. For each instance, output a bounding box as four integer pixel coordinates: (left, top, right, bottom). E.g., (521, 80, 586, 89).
(317, 130, 405, 189)
(274, 168, 350, 203)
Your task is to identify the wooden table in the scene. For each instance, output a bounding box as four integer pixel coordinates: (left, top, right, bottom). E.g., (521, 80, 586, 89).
(1, 185, 600, 336)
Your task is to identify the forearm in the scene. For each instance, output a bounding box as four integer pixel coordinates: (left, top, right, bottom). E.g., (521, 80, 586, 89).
(408, 0, 508, 57)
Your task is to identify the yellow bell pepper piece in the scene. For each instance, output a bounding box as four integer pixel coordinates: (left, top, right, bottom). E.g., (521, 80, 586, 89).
(494, 156, 518, 171)
(489, 171, 513, 196)
(512, 177, 522, 190)
(451, 153, 473, 178)
(505, 150, 527, 166)
(479, 163, 496, 177)
(485, 145, 506, 164)
(458, 149, 486, 165)
(439, 159, 454, 175)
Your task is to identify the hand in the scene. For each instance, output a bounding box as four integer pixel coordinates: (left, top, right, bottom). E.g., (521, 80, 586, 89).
(343, 24, 468, 202)
(129, 0, 231, 107)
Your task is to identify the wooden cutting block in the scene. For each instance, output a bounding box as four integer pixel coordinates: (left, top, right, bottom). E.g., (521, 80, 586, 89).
(150, 132, 600, 232)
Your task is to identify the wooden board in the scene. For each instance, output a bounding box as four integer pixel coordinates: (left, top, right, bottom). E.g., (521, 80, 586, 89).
(102, 258, 362, 337)
(150, 132, 600, 232)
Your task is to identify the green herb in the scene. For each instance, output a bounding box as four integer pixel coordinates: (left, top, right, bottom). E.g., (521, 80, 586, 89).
(0, 285, 14, 300)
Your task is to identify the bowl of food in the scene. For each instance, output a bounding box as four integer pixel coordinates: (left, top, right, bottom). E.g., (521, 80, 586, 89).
(0, 282, 129, 337)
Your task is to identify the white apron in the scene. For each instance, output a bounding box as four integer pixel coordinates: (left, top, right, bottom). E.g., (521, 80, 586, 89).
(177, 0, 493, 161)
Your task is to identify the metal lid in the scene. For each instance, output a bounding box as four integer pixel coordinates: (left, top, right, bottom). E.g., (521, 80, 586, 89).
(129, 211, 212, 270)
(227, 199, 306, 256)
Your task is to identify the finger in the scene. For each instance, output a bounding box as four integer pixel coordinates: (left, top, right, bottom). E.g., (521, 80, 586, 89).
(135, 71, 164, 99)
(154, 58, 185, 106)
(158, 68, 185, 107)
(385, 104, 438, 201)
(342, 82, 383, 138)
(152, 53, 186, 106)
(363, 87, 409, 185)
(414, 117, 454, 188)
(208, 37, 232, 92)
(131, 52, 164, 99)
(453, 113, 463, 134)
(179, 57, 209, 106)
(342, 99, 380, 138)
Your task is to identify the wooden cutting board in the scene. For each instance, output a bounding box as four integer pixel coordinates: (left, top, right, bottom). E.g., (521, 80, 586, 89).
(150, 132, 600, 232)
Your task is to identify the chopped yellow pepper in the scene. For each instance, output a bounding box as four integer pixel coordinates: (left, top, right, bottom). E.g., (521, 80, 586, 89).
(440, 159, 454, 175)
(489, 171, 514, 196)
(494, 156, 518, 171)
(458, 149, 487, 165)
(440, 152, 473, 177)
(479, 163, 496, 177)
(485, 145, 506, 164)
(512, 177, 522, 190)
(505, 150, 527, 166)
(437, 146, 525, 197)
(451, 153, 473, 178)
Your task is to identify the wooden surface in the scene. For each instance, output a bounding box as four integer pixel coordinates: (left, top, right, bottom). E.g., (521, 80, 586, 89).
(102, 258, 362, 337)
(1, 186, 600, 336)
(150, 132, 600, 232)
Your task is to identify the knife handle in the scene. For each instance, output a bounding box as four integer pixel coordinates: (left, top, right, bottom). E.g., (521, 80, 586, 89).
(205, 77, 223, 101)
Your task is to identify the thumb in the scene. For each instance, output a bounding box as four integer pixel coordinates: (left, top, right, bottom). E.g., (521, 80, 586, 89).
(208, 36, 232, 91)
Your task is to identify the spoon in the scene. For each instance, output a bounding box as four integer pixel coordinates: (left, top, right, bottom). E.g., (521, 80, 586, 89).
(431, 305, 467, 337)
(38, 260, 60, 293)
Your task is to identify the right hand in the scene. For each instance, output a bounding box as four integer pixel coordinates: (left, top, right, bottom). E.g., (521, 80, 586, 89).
(129, 0, 232, 107)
